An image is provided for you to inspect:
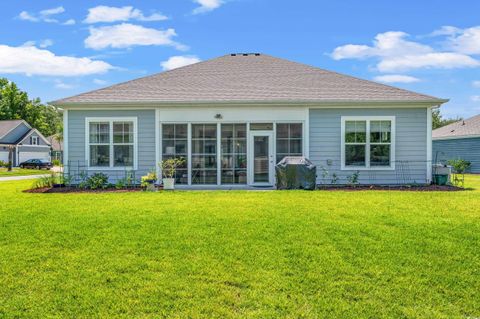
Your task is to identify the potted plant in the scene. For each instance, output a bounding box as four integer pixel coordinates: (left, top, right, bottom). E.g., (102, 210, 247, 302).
(159, 158, 185, 190)
(141, 170, 157, 192)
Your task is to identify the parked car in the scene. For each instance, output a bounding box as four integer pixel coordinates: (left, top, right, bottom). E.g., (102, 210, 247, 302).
(19, 159, 52, 170)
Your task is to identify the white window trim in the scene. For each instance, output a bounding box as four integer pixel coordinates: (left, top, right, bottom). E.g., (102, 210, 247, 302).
(341, 116, 396, 171)
(85, 117, 138, 170)
(31, 136, 39, 145)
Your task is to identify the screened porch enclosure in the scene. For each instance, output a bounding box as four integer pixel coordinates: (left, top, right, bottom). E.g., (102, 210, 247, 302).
(160, 122, 303, 186)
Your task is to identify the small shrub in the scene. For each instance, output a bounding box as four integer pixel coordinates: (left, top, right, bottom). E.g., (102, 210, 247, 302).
(33, 173, 56, 189)
(447, 159, 471, 174)
(86, 173, 109, 190)
(331, 173, 339, 185)
(141, 170, 157, 187)
(0, 160, 8, 168)
(115, 178, 127, 189)
(159, 158, 185, 179)
(52, 159, 61, 166)
(347, 171, 360, 186)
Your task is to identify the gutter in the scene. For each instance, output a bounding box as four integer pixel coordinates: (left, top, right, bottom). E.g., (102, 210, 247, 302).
(51, 99, 449, 108)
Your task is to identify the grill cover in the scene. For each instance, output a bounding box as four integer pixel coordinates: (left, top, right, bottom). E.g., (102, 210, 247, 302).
(275, 157, 317, 190)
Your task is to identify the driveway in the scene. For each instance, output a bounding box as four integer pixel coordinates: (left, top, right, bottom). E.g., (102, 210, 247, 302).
(0, 174, 49, 182)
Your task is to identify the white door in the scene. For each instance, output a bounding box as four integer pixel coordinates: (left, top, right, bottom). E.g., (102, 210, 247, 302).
(249, 131, 274, 186)
(19, 151, 50, 163)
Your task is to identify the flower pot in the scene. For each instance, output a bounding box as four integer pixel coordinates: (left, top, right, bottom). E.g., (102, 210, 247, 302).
(163, 178, 175, 190)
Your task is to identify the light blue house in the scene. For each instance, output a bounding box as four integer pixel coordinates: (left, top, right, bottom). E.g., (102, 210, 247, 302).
(52, 53, 447, 186)
(433, 114, 480, 173)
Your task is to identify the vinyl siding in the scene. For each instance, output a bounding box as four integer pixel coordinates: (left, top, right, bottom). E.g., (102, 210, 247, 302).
(309, 108, 428, 185)
(67, 109, 156, 182)
(433, 137, 480, 173)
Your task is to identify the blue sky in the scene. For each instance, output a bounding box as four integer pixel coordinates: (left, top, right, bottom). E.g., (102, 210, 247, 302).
(1, 0, 480, 118)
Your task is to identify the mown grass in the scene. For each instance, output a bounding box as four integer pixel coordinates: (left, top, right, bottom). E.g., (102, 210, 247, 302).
(0, 176, 479, 318)
(0, 168, 48, 177)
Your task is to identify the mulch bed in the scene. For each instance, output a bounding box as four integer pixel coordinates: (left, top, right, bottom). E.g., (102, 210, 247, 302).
(316, 185, 465, 192)
(24, 184, 465, 193)
(24, 187, 145, 193)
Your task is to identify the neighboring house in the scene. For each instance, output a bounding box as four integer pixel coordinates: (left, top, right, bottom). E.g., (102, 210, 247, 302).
(432, 114, 480, 173)
(0, 120, 51, 166)
(52, 53, 447, 186)
(47, 135, 63, 163)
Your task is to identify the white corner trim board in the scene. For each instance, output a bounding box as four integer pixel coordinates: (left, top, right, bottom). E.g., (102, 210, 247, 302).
(426, 107, 432, 183)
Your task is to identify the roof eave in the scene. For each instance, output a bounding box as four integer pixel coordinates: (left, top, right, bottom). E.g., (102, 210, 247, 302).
(433, 134, 480, 141)
(51, 98, 449, 108)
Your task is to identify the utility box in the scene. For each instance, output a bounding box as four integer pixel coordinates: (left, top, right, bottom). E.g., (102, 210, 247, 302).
(275, 157, 317, 190)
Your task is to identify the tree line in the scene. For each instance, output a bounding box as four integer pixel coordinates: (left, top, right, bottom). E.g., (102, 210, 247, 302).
(0, 78, 62, 138)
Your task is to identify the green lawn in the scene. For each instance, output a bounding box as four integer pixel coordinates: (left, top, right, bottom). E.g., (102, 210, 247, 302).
(0, 168, 48, 177)
(1, 176, 479, 318)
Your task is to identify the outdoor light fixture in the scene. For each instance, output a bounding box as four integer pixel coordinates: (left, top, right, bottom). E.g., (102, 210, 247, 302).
(214, 114, 223, 119)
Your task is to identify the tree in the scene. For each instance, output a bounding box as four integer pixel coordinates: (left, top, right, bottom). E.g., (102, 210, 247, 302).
(0, 78, 62, 137)
(432, 109, 462, 130)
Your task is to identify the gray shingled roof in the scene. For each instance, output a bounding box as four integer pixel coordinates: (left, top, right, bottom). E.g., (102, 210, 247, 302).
(53, 53, 446, 105)
(0, 120, 25, 140)
(432, 114, 480, 139)
(47, 135, 63, 151)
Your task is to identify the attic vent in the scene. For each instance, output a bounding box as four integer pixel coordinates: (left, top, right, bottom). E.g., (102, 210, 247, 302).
(230, 53, 261, 57)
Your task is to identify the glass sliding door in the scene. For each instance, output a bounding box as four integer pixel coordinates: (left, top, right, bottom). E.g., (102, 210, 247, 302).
(191, 124, 217, 184)
(162, 124, 188, 184)
(221, 124, 247, 184)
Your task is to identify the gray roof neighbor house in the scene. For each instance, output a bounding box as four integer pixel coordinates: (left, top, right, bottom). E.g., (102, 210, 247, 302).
(0, 120, 52, 165)
(54, 53, 447, 186)
(433, 114, 480, 173)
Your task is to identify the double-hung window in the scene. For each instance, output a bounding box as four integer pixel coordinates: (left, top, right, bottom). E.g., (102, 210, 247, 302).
(87, 118, 137, 169)
(30, 136, 39, 145)
(341, 117, 395, 170)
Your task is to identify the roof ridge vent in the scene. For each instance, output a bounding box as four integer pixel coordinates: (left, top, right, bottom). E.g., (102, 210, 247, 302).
(230, 53, 261, 57)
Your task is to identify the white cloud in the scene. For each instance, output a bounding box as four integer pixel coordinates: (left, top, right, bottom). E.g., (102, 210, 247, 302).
(18, 11, 38, 22)
(39, 6, 65, 16)
(429, 25, 462, 37)
(18, 6, 72, 25)
(93, 78, 108, 85)
(84, 6, 167, 24)
(85, 23, 186, 51)
(331, 31, 480, 72)
(473, 81, 480, 88)
(22, 39, 54, 49)
(63, 19, 76, 25)
(193, 0, 224, 14)
(447, 26, 480, 55)
(373, 75, 420, 83)
(161, 55, 201, 70)
(377, 53, 479, 72)
(472, 96, 480, 102)
(39, 39, 53, 48)
(54, 80, 75, 89)
(0, 44, 113, 76)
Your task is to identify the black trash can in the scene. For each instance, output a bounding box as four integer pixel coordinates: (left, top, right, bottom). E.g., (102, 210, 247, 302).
(275, 157, 317, 190)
